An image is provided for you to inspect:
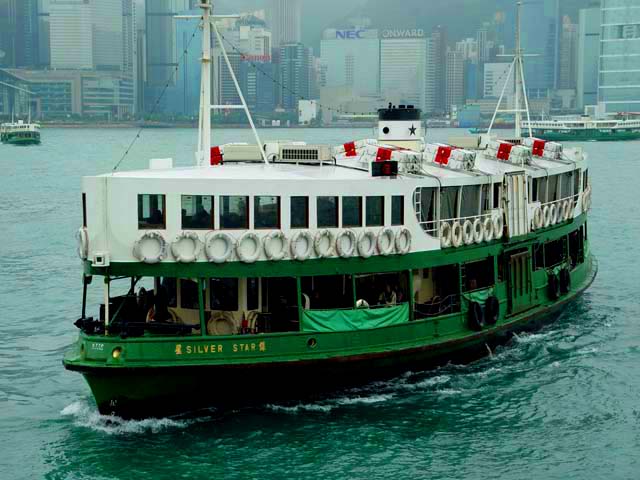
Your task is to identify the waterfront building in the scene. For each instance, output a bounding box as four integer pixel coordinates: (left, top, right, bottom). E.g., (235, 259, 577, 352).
(267, 0, 302, 48)
(430, 25, 448, 113)
(445, 50, 464, 114)
(380, 29, 428, 112)
(0, 0, 41, 68)
(577, 8, 601, 110)
(599, 0, 640, 113)
(279, 42, 310, 111)
(320, 28, 380, 97)
(456, 38, 478, 63)
(559, 16, 578, 90)
(483, 62, 514, 100)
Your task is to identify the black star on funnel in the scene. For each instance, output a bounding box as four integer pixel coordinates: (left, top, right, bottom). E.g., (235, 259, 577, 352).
(409, 124, 417, 136)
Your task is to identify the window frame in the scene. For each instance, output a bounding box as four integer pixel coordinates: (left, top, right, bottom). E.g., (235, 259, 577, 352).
(342, 196, 363, 228)
(181, 194, 214, 230)
(392, 195, 405, 226)
(290, 196, 309, 229)
(137, 193, 167, 230)
(254, 195, 281, 230)
(219, 195, 250, 230)
(366, 195, 385, 227)
(317, 196, 339, 228)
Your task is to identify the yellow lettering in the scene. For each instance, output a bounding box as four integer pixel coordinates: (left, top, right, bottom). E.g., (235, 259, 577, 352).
(251, 343, 256, 351)
(233, 344, 238, 352)
(218, 345, 223, 353)
(186, 345, 192, 354)
(175, 344, 182, 355)
(259, 341, 266, 352)
(204, 345, 209, 353)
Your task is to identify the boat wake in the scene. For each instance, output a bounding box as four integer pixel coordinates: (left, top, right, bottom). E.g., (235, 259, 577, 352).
(60, 399, 207, 434)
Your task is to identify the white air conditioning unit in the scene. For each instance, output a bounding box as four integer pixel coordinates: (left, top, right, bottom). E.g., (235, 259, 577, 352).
(92, 252, 110, 267)
(277, 144, 332, 164)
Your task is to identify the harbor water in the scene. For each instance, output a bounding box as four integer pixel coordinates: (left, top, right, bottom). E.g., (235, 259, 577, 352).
(1, 128, 638, 479)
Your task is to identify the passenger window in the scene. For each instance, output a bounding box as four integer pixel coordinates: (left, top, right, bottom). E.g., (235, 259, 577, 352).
(181, 195, 213, 229)
(440, 187, 459, 221)
(138, 194, 166, 229)
(290, 196, 309, 229)
(210, 278, 239, 311)
(254, 196, 280, 229)
(247, 278, 259, 311)
(342, 196, 362, 227)
(392, 195, 404, 225)
(493, 184, 501, 209)
(460, 185, 480, 218)
(220, 196, 249, 229)
(481, 184, 492, 210)
(583, 169, 589, 190)
(82, 193, 87, 227)
(317, 196, 338, 228)
(531, 179, 539, 202)
(180, 279, 201, 309)
(548, 175, 560, 202)
(366, 196, 384, 227)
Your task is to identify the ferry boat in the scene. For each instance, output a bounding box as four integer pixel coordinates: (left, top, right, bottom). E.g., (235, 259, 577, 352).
(0, 120, 41, 145)
(522, 115, 640, 142)
(63, 1, 596, 418)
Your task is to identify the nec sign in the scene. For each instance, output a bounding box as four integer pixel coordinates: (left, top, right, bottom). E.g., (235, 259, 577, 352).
(336, 30, 366, 39)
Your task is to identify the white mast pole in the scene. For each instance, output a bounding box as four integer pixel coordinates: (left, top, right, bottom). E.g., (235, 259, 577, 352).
(197, 0, 212, 166)
(487, 60, 514, 135)
(514, 1, 522, 139)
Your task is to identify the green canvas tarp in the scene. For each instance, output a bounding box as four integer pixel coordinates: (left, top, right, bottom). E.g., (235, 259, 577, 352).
(462, 287, 494, 304)
(301, 303, 410, 333)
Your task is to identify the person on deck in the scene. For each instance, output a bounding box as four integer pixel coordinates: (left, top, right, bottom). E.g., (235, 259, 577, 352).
(379, 284, 397, 306)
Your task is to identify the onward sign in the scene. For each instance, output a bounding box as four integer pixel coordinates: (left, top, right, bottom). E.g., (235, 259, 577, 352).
(382, 29, 425, 39)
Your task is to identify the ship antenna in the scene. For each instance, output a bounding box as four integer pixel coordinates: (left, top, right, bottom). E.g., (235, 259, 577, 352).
(488, 1, 535, 139)
(177, 1, 268, 166)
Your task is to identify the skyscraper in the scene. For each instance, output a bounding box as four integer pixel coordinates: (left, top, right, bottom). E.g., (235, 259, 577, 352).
(445, 50, 464, 114)
(267, 0, 302, 49)
(559, 16, 578, 90)
(0, 0, 40, 68)
(577, 8, 600, 110)
(430, 25, 448, 114)
(599, 0, 640, 113)
(279, 42, 310, 110)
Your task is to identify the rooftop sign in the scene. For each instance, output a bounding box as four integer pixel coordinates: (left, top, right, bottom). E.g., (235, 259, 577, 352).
(323, 29, 379, 40)
(381, 29, 425, 39)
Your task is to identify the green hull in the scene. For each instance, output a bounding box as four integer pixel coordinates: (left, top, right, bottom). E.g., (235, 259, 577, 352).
(532, 128, 640, 142)
(1, 132, 41, 145)
(64, 215, 596, 418)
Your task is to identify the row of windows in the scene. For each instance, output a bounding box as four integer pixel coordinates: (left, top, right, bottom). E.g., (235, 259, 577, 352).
(137, 194, 405, 230)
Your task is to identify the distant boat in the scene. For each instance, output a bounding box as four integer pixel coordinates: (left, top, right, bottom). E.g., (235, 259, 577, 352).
(0, 120, 41, 145)
(469, 127, 488, 134)
(522, 116, 640, 142)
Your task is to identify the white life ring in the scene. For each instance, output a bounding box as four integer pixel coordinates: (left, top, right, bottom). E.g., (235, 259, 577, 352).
(394, 227, 412, 255)
(171, 231, 202, 263)
(336, 229, 357, 258)
(204, 232, 235, 264)
(472, 218, 484, 244)
(463, 220, 474, 246)
(483, 217, 494, 242)
(563, 200, 572, 221)
(543, 205, 552, 228)
(263, 231, 288, 261)
(493, 215, 504, 240)
(207, 312, 236, 336)
(76, 227, 89, 260)
(533, 207, 544, 230)
(290, 230, 313, 261)
(451, 221, 464, 248)
(377, 228, 395, 256)
(314, 229, 334, 258)
(236, 232, 261, 264)
(549, 203, 558, 225)
(357, 230, 377, 258)
(583, 188, 592, 211)
(440, 222, 452, 248)
(133, 231, 168, 264)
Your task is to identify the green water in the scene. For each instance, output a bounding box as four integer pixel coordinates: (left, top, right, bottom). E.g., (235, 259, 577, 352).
(1, 128, 638, 479)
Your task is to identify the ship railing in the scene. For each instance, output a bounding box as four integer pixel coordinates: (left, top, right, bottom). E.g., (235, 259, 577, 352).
(419, 212, 496, 238)
(414, 294, 461, 319)
(539, 192, 582, 210)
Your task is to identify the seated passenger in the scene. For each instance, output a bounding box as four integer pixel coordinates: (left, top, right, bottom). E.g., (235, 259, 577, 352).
(379, 284, 397, 306)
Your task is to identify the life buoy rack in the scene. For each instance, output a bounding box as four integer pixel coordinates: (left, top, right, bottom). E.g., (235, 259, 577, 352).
(468, 301, 484, 331)
(357, 230, 377, 258)
(472, 218, 484, 244)
(451, 221, 464, 248)
(493, 215, 504, 240)
(395, 227, 412, 255)
(485, 296, 500, 326)
(236, 232, 261, 264)
(543, 205, 552, 228)
(462, 220, 474, 246)
(549, 203, 558, 225)
(291, 230, 313, 261)
(533, 207, 543, 230)
(377, 228, 395, 256)
(76, 227, 89, 260)
(440, 222, 452, 248)
(171, 231, 203, 263)
(563, 200, 572, 221)
(263, 231, 288, 261)
(483, 217, 494, 242)
(133, 231, 168, 264)
(336, 229, 357, 258)
(204, 232, 235, 264)
(314, 229, 334, 258)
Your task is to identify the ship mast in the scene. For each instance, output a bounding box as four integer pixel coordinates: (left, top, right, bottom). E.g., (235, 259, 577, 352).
(487, 1, 534, 138)
(177, 0, 268, 166)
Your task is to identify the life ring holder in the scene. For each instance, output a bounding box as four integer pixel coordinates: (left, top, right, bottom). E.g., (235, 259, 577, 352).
(171, 231, 203, 263)
(394, 227, 412, 255)
(204, 232, 235, 264)
(440, 222, 452, 248)
(336, 229, 357, 258)
(533, 207, 544, 230)
(563, 200, 572, 221)
(472, 218, 484, 244)
(357, 230, 377, 258)
(543, 205, 552, 228)
(207, 312, 236, 336)
(451, 221, 464, 248)
(493, 215, 504, 240)
(462, 220, 474, 246)
(483, 217, 494, 242)
(290, 231, 313, 261)
(549, 203, 558, 225)
(236, 232, 261, 264)
(76, 227, 89, 260)
(313, 229, 334, 258)
(377, 228, 395, 256)
(263, 231, 288, 261)
(133, 231, 168, 264)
